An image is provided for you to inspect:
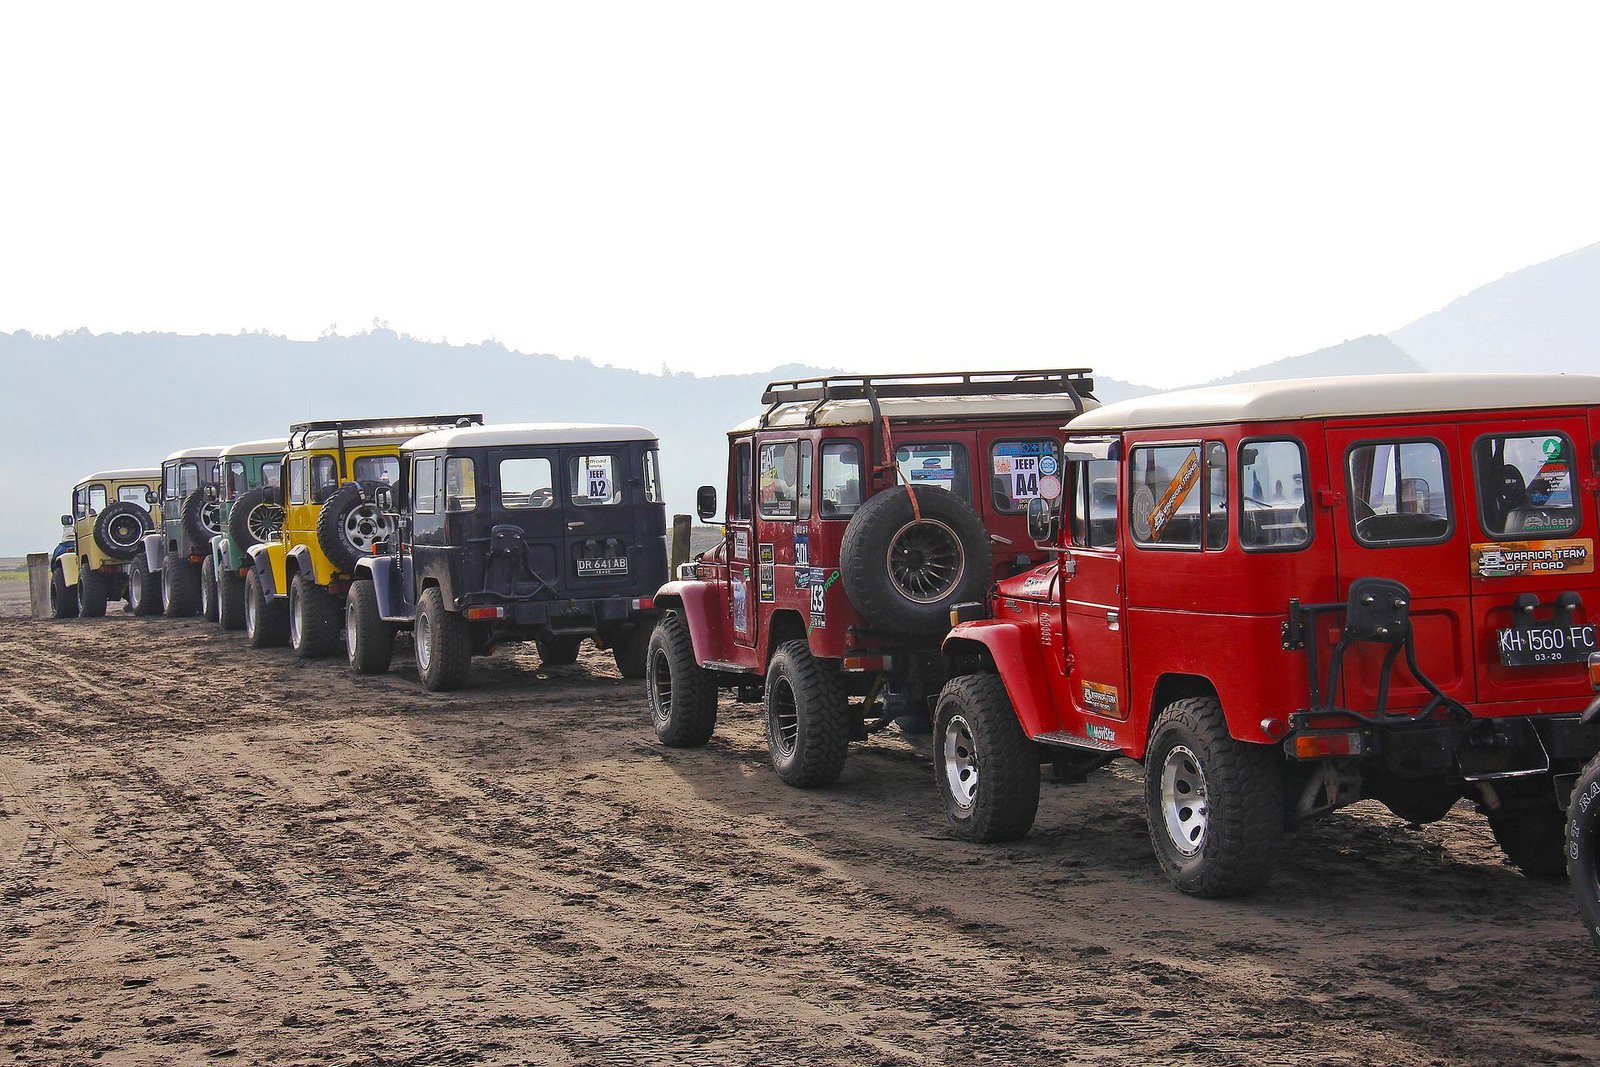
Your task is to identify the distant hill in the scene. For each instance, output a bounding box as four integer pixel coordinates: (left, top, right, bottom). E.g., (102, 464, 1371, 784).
(1200, 334, 1424, 386)
(1390, 241, 1600, 374)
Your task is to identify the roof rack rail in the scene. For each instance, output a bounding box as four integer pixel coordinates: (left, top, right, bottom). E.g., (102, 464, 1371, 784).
(287, 414, 484, 451)
(757, 369, 1095, 429)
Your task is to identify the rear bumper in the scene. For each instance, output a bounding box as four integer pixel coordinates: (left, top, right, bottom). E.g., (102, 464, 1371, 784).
(1289, 712, 1600, 780)
(462, 594, 656, 632)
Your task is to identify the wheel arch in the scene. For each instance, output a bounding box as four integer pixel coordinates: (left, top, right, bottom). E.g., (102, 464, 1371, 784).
(1145, 673, 1222, 757)
(765, 609, 808, 666)
(939, 621, 1056, 738)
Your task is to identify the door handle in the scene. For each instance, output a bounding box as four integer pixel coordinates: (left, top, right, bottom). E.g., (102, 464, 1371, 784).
(567, 521, 585, 530)
(1105, 610, 1120, 629)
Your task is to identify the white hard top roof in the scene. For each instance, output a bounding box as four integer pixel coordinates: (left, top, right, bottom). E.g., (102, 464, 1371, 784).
(77, 467, 159, 487)
(732, 393, 1098, 433)
(401, 422, 658, 451)
(298, 429, 416, 451)
(220, 437, 290, 458)
(162, 445, 227, 463)
(1068, 373, 1600, 433)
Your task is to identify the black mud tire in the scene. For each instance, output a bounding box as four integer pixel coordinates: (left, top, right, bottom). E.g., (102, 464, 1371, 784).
(612, 624, 650, 679)
(317, 482, 391, 574)
(181, 490, 222, 549)
(289, 574, 342, 659)
(49, 564, 79, 619)
(346, 580, 395, 675)
(229, 486, 284, 552)
(127, 555, 161, 617)
(839, 486, 991, 638)
(1486, 795, 1568, 879)
(537, 634, 584, 666)
(78, 562, 108, 618)
(1567, 754, 1600, 949)
(1144, 697, 1283, 898)
(764, 640, 850, 788)
(218, 566, 246, 631)
(200, 556, 220, 623)
(162, 557, 201, 618)
(932, 673, 1040, 843)
(415, 587, 472, 691)
(244, 569, 289, 648)
(646, 612, 717, 747)
(91, 501, 151, 561)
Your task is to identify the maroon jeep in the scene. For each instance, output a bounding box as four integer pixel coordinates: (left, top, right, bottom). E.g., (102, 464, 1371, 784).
(645, 370, 1098, 787)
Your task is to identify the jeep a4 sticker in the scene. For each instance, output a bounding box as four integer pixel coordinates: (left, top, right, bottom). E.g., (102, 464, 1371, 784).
(1472, 538, 1593, 578)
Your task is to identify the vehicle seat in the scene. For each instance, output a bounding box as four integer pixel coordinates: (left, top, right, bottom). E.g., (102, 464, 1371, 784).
(1484, 462, 1526, 531)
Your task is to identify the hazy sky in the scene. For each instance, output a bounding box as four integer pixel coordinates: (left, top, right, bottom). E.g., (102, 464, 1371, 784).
(3, 3, 1597, 387)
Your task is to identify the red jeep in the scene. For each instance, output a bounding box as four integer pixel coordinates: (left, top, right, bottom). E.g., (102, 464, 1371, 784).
(935, 373, 1600, 897)
(647, 370, 1099, 787)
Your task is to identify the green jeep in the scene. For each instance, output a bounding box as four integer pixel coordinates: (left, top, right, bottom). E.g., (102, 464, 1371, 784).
(204, 438, 287, 630)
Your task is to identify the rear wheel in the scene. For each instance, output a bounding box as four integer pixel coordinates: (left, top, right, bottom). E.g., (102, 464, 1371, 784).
(218, 567, 246, 631)
(646, 612, 717, 747)
(243, 569, 289, 648)
(1144, 697, 1283, 898)
(200, 557, 220, 622)
(346, 581, 395, 675)
(932, 674, 1040, 842)
(537, 634, 584, 666)
(289, 574, 341, 658)
(162, 558, 200, 617)
(78, 562, 108, 618)
(415, 587, 471, 691)
(764, 640, 850, 788)
(49, 565, 79, 619)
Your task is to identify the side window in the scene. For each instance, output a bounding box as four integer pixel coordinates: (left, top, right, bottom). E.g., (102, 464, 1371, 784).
(118, 485, 146, 504)
(1240, 439, 1311, 551)
(88, 486, 108, 513)
(74, 488, 87, 519)
(500, 458, 554, 509)
(1474, 432, 1579, 539)
(819, 441, 862, 518)
(1347, 439, 1452, 546)
(226, 461, 247, 499)
(413, 458, 438, 515)
(644, 449, 664, 505)
(571, 454, 622, 506)
(1204, 441, 1228, 550)
(312, 455, 337, 497)
(895, 442, 970, 501)
(179, 462, 200, 498)
(1069, 459, 1119, 550)
(1130, 444, 1202, 549)
(288, 458, 308, 506)
(991, 439, 1062, 513)
(446, 457, 476, 512)
(262, 462, 281, 489)
(758, 442, 801, 520)
(353, 455, 399, 485)
(163, 464, 178, 500)
(732, 442, 753, 522)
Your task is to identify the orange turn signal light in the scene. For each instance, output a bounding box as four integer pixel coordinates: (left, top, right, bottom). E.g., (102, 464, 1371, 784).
(465, 606, 505, 621)
(1589, 653, 1600, 691)
(1292, 731, 1364, 759)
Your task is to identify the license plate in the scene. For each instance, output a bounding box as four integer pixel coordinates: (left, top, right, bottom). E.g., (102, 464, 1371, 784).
(1497, 623, 1598, 666)
(576, 557, 628, 576)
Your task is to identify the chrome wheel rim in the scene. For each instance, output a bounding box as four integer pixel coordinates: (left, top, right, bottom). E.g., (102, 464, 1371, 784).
(649, 648, 673, 727)
(202, 571, 213, 615)
(130, 569, 143, 611)
(346, 602, 359, 663)
(942, 712, 979, 812)
(160, 566, 171, 610)
(289, 587, 302, 647)
(248, 503, 285, 542)
(416, 612, 433, 672)
(768, 676, 799, 758)
(200, 501, 223, 537)
(343, 504, 393, 554)
(244, 586, 256, 633)
(107, 515, 143, 550)
(1160, 744, 1210, 857)
(886, 518, 965, 604)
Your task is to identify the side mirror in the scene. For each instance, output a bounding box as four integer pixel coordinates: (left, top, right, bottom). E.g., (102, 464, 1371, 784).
(60, 514, 72, 527)
(204, 484, 219, 502)
(1026, 496, 1058, 545)
(373, 484, 396, 512)
(145, 490, 158, 506)
(696, 485, 719, 522)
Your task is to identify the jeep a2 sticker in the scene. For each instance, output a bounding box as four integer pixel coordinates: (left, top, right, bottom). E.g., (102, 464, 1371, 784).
(1472, 538, 1593, 578)
(1081, 680, 1121, 718)
(585, 457, 612, 501)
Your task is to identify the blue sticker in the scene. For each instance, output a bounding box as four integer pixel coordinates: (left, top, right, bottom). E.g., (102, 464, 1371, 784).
(1038, 454, 1058, 477)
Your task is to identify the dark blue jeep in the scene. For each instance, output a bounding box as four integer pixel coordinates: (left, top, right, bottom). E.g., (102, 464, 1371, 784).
(346, 422, 668, 690)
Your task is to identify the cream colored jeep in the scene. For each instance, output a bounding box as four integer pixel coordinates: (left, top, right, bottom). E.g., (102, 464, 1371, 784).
(50, 468, 162, 618)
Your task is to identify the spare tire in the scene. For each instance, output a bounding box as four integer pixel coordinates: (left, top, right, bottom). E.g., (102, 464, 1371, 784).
(181, 489, 223, 549)
(839, 486, 991, 638)
(317, 481, 394, 573)
(92, 501, 151, 561)
(229, 485, 284, 552)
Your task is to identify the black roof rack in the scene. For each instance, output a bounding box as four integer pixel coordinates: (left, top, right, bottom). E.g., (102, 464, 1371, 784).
(287, 414, 483, 451)
(757, 369, 1095, 429)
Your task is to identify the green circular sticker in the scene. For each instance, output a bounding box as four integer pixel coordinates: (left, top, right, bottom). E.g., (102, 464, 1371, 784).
(1543, 438, 1562, 459)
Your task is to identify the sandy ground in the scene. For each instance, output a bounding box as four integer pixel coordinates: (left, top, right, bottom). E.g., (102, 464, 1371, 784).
(3, 590, 1600, 1065)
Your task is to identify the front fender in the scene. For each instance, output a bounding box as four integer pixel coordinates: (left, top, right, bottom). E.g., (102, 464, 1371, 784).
(248, 543, 282, 598)
(210, 535, 229, 573)
(287, 544, 316, 587)
(141, 533, 165, 572)
(654, 579, 727, 667)
(943, 620, 1061, 739)
(354, 556, 405, 620)
(58, 551, 80, 587)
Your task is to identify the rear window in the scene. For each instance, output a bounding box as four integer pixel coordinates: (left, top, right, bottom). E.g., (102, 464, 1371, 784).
(1347, 439, 1452, 546)
(644, 449, 664, 505)
(571, 454, 621, 506)
(991, 439, 1061, 513)
(1240, 439, 1310, 551)
(819, 441, 861, 518)
(353, 455, 399, 486)
(262, 462, 281, 488)
(1474, 432, 1580, 539)
(500, 458, 554, 509)
(896, 443, 970, 501)
(118, 485, 148, 504)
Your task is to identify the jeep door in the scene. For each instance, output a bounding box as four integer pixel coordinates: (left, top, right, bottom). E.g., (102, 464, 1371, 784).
(559, 444, 653, 599)
(1055, 452, 1130, 731)
(487, 448, 566, 599)
(725, 436, 759, 657)
(404, 451, 448, 603)
(1326, 424, 1474, 710)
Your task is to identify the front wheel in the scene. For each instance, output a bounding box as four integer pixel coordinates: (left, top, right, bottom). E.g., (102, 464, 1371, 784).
(244, 569, 289, 648)
(162, 558, 200, 618)
(1144, 697, 1283, 898)
(764, 640, 850, 788)
(414, 587, 471, 691)
(1568, 755, 1600, 949)
(646, 612, 717, 747)
(218, 567, 246, 631)
(346, 581, 395, 675)
(289, 574, 342, 659)
(932, 674, 1040, 842)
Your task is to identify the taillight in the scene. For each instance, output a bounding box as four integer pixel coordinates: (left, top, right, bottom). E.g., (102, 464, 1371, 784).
(1292, 731, 1365, 759)
(465, 606, 505, 621)
(1589, 652, 1600, 691)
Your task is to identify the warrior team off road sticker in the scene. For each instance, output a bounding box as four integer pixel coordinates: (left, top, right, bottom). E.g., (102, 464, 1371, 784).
(1472, 538, 1593, 578)
(1081, 680, 1121, 719)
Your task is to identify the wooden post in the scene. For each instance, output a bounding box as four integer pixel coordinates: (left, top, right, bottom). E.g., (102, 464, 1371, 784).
(670, 514, 692, 574)
(27, 553, 50, 619)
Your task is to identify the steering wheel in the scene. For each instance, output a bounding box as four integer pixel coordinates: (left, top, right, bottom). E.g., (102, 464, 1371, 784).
(531, 487, 554, 508)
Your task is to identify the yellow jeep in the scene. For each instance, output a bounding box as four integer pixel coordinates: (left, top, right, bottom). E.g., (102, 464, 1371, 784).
(244, 414, 481, 655)
(50, 468, 162, 618)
